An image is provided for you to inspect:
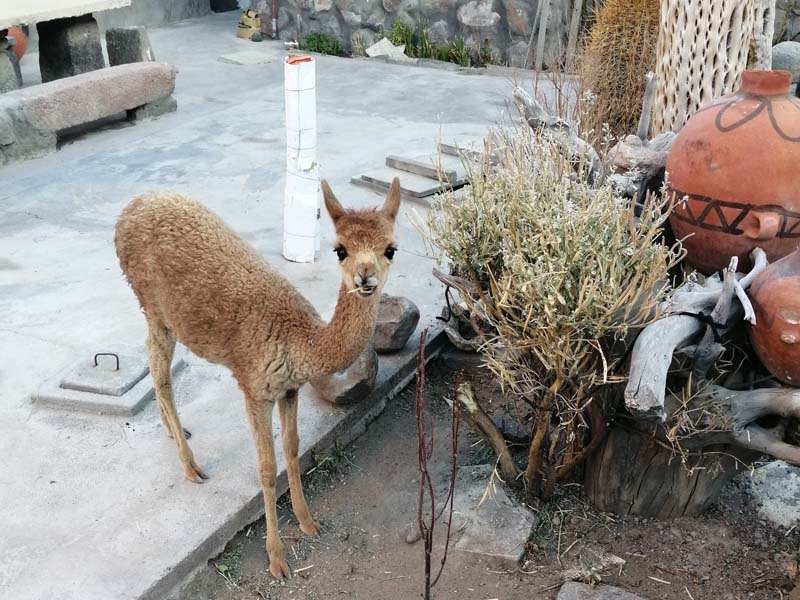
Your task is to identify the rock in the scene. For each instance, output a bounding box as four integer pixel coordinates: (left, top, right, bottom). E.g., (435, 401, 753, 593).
(489, 413, 530, 444)
(382, 0, 402, 12)
(747, 460, 800, 528)
(404, 525, 421, 543)
(0, 49, 22, 93)
(341, 9, 362, 27)
(366, 37, 406, 58)
(314, 0, 334, 10)
(557, 582, 649, 600)
(507, 40, 529, 68)
(504, 0, 531, 36)
(609, 134, 673, 177)
(37, 15, 105, 83)
(450, 464, 536, 567)
(373, 295, 420, 353)
(773, 41, 800, 83)
(560, 543, 626, 583)
(426, 19, 451, 44)
(311, 345, 379, 405)
(352, 28, 377, 52)
(440, 347, 486, 373)
(457, 0, 501, 28)
(106, 27, 155, 66)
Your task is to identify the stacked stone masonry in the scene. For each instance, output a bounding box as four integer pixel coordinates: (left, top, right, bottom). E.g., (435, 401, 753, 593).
(277, 0, 572, 67)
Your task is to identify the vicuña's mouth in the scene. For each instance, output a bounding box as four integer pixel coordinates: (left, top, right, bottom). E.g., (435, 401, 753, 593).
(357, 285, 376, 298)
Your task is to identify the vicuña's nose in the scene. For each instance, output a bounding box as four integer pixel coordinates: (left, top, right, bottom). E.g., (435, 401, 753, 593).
(354, 268, 377, 288)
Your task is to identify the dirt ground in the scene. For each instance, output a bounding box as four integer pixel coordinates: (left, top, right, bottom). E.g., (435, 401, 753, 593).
(179, 359, 800, 600)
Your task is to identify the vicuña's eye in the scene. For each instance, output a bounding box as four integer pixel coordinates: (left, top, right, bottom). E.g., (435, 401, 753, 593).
(384, 246, 396, 260)
(335, 246, 348, 261)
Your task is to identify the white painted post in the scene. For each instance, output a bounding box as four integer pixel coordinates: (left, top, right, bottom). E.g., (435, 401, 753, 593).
(283, 54, 320, 263)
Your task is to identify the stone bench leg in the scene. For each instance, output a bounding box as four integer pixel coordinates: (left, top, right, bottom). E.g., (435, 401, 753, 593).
(0, 31, 22, 93)
(37, 15, 105, 83)
(126, 95, 178, 122)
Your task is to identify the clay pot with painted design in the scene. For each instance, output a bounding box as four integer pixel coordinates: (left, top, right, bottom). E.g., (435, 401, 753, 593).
(749, 249, 800, 385)
(666, 70, 800, 275)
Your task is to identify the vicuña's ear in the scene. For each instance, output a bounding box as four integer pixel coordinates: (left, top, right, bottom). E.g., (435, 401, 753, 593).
(382, 178, 401, 221)
(322, 179, 345, 223)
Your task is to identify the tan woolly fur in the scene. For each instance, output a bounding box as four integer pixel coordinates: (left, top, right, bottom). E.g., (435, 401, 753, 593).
(114, 178, 401, 578)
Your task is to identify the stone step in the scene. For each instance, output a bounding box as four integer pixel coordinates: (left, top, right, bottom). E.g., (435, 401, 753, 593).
(351, 167, 454, 198)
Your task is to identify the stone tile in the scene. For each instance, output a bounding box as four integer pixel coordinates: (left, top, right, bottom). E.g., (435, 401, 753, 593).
(748, 460, 800, 529)
(557, 582, 650, 600)
(450, 464, 535, 567)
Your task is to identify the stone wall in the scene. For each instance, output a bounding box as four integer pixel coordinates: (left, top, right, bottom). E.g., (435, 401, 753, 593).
(275, 0, 571, 67)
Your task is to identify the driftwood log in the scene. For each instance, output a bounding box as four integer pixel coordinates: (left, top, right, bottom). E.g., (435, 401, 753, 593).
(587, 248, 800, 518)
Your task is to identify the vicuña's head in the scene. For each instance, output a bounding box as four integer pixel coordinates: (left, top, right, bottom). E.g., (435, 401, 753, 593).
(322, 177, 401, 300)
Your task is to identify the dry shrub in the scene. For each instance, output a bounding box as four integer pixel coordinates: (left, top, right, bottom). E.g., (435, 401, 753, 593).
(428, 123, 682, 499)
(579, 0, 660, 140)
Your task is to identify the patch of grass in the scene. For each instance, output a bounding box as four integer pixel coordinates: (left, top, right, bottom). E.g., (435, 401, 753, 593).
(386, 19, 414, 51)
(301, 31, 342, 56)
(447, 38, 471, 67)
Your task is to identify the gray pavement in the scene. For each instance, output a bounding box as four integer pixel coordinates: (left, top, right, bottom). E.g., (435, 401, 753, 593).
(0, 12, 546, 599)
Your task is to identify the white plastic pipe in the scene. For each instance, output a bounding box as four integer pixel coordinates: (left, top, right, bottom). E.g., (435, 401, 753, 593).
(283, 55, 320, 263)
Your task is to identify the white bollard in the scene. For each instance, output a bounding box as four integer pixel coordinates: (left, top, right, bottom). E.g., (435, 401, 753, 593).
(283, 54, 320, 263)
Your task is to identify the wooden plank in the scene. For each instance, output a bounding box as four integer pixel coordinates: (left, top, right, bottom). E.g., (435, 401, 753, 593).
(350, 167, 466, 199)
(437, 142, 482, 162)
(385, 155, 457, 183)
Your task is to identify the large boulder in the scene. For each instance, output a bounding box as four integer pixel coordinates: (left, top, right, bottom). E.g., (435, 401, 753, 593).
(773, 41, 800, 82)
(457, 0, 501, 28)
(311, 345, 379, 405)
(373, 295, 420, 353)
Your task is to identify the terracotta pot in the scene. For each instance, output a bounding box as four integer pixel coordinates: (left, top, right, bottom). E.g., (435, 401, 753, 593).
(666, 70, 800, 275)
(7, 26, 28, 61)
(749, 249, 800, 385)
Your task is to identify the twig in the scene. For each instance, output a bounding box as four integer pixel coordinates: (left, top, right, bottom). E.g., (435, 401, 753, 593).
(451, 384, 517, 483)
(649, 576, 671, 585)
(416, 328, 460, 599)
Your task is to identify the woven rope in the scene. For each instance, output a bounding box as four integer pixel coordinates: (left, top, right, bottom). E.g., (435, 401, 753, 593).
(651, 0, 766, 135)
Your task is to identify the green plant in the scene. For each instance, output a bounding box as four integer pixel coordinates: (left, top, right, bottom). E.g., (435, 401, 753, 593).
(300, 31, 342, 56)
(387, 19, 415, 54)
(578, 0, 659, 140)
(428, 124, 682, 501)
(352, 32, 366, 57)
(447, 38, 471, 67)
(416, 26, 434, 59)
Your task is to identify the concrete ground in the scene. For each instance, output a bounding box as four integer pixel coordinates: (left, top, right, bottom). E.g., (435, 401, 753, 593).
(0, 12, 543, 600)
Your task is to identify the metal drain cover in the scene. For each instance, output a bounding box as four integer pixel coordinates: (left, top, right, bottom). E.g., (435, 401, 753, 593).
(60, 353, 149, 397)
(32, 348, 187, 416)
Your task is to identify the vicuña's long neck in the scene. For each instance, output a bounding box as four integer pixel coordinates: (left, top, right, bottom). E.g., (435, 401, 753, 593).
(303, 283, 379, 379)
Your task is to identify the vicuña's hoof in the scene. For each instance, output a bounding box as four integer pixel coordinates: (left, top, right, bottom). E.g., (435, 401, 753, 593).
(268, 551, 291, 579)
(300, 519, 320, 536)
(183, 460, 208, 483)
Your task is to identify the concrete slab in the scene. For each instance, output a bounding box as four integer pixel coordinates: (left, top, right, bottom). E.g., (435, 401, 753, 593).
(450, 464, 536, 567)
(0, 0, 131, 30)
(0, 11, 555, 600)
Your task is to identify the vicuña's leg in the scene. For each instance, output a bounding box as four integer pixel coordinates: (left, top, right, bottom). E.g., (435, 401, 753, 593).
(278, 390, 319, 536)
(146, 319, 207, 483)
(244, 391, 290, 579)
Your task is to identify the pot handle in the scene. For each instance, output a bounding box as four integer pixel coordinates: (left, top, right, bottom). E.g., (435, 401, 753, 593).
(742, 212, 780, 241)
